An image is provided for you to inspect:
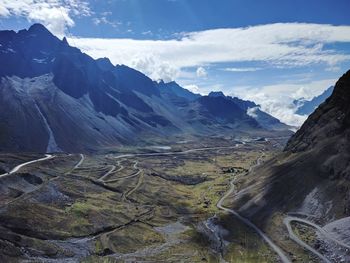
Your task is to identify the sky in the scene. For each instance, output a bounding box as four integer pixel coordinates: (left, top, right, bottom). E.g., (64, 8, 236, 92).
(1, 0, 350, 126)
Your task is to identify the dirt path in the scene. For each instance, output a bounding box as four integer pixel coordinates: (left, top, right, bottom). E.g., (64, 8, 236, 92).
(0, 154, 54, 178)
(103, 160, 140, 183)
(98, 165, 116, 181)
(283, 215, 350, 263)
(73, 154, 85, 170)
(216, 155, 291, 263)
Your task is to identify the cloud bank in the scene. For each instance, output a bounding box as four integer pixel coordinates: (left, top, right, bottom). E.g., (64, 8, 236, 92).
(0, 0, 90, 35)
(232, 78, 337, 126)
(71, 23, 350, 81)
(69, 23, 349, 126)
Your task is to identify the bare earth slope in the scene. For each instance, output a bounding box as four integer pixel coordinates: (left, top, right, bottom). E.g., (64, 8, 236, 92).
(228, 70, 350, 262)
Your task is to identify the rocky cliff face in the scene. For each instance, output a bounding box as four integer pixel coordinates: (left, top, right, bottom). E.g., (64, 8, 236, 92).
(286, 70, 350, 153)
(285, 70, 350, 179)
(229, 70, 350, 228)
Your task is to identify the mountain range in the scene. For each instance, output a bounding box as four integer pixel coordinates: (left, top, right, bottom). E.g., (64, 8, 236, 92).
(0, 24, 291, 153)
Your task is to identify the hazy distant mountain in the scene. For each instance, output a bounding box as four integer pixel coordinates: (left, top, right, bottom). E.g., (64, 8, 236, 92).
(0, 24, 290, 152)
(208, 92, 292, 131)
(293, 86, 334, 116)
(196, 95, 259, 128)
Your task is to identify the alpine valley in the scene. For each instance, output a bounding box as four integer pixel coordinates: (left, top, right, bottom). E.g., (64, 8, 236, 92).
(0, 24, 348, 263)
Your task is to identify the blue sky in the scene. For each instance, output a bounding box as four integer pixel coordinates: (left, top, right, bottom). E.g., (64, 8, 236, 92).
(1, 0, 350, 125)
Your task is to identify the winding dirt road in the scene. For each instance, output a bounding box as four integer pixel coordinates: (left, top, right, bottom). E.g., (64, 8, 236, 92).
(283, 216, 331, 263)
(103, 160, 140, 183)
(217, 179, 291, 263)
(69, 145, 291, 261)
(74, 154, 85, 169)
(284, 215, 350, 263)
(5, 144, 346, 262)
(0, 154, 54, 178)
(1, 144, 293, 261)
(112, 145, 241, 160)
(98, 165, 117, 181)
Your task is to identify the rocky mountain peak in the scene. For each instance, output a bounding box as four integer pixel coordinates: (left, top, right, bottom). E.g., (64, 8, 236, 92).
(285, 70, 350, 153)
(96, 57, 114, 71)
(28, 23, 50, 33)
(208, 91, 225, 97)
(62, 36, 69, 46)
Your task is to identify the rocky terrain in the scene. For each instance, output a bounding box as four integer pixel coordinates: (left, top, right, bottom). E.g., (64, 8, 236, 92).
(226, 70, 350, 262)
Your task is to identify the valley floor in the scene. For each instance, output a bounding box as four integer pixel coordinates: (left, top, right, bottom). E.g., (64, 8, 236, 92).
(1, 136, 342, 262)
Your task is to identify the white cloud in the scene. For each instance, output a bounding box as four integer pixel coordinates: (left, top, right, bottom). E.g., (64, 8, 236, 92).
(93, 16, 121, 28)
(0, 0, 90, 36)
(0, 5, 10, 16)
(196, 66, 207, 78)
(71, 23, 350, 74)
(247, 107, 259, 118)
(222, 67, 262, 72)
(130, 55, 179, 82)
(232, 78, 336, 126)
(183, 84, 201, 94)
(237, 90, 307, 127)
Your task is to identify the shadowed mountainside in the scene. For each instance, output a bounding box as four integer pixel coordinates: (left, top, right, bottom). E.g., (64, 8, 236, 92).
(230, 70, 350, 227)
(0, 24, 291, 153)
